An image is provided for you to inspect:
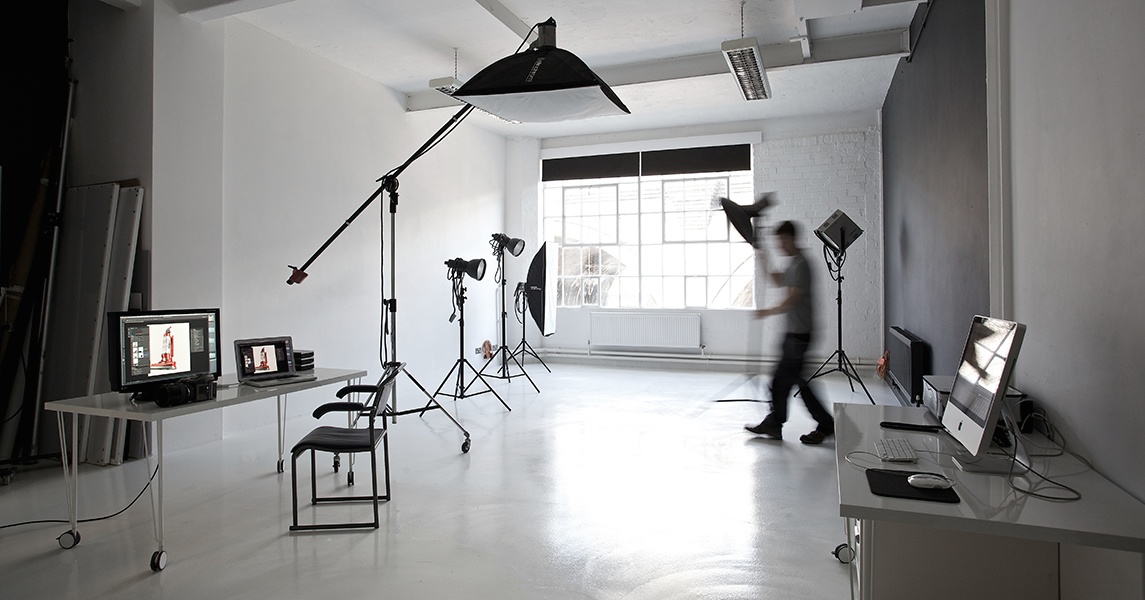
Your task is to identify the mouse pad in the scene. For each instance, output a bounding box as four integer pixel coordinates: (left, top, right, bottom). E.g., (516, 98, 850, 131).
(865, 468, 960, 504)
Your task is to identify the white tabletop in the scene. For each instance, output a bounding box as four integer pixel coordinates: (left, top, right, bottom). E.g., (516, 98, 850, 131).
(44, 368, 368, 422)
(835, 403, 1145, 553)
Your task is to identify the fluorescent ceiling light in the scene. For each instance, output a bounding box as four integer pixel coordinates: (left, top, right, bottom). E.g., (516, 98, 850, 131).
(722, 37, 772, 101)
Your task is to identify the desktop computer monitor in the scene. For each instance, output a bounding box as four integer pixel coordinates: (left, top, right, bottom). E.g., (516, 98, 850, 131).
(107, 308, 221, 393)
(941, 315, 1026, 460)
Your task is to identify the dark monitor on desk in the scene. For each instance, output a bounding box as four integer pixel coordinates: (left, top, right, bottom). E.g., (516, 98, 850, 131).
(107, 308, 221, 393)
(941, 315, 1026, 459)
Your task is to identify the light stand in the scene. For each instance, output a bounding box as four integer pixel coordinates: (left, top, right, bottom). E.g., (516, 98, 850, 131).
(479, 235, 539, 391)
(509, 282, 550, 372)
(434, 260, 511, 411)
(807, 227, 874, 404)
(713, 194, 773, 402)
(285, 104, 475, 453)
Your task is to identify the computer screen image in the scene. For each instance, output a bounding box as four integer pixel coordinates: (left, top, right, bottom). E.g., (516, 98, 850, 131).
(941, 315, 1026, 469)
(235, 337, 296, 381)
(108, 308, 221, 393)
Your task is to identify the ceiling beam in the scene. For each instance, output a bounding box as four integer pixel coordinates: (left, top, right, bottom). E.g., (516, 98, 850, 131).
(472, 0, 533, 40)
(175, 0, 298, 23)
(406, 27, 909, 112)
(100, 0, 143, 10)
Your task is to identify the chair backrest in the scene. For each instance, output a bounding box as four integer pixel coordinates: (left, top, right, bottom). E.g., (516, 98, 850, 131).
(366, 363, 403, 421)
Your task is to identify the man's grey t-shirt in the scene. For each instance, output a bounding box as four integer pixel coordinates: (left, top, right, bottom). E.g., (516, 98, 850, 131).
(785, 249, 814, 335)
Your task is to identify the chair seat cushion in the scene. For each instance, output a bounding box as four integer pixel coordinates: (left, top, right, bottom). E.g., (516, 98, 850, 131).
(292, 426, 381, 455)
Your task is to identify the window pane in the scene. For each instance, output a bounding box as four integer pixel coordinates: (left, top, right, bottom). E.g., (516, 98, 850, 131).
(618, 214, 639, 245)
(565, 217, 583, 245)
(618, 276, 639, 308)
(708, 242, 730, 276)
(641, 181, 663, 212)
(685, 276, 706, 308)
(599, 214, 618, 244)
(662, 244, 685, 276)
(641, 245, 662, 276)
(582, 276, 600, 305)
(662, 276, 685, 309)
(581, 215, 599, 245)
(560, 247, 582, 276)
(582, 246, 601, 275)
(641, 276, 663, 308)
(544, 217, 562, 244)
(641, 213, 662, 244)
(558, 276, 581, 307)
(618, 246, 639, 276)
(706, 208, 730, 241)
(599, 276, 620, 308)
(599, 245, 621, 276)
(729, 275, 754, 308)
(684, 243, 706, 275)
(544, 188, 563, 218)
(664, 211, 686, 242)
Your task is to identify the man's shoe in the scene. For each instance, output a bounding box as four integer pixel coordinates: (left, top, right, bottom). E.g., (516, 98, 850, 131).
(799, 429, 832, 445)
(745, 421, 782, 440)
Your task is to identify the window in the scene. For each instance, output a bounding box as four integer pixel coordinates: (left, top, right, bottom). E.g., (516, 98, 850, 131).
(542, 146, 756, 309)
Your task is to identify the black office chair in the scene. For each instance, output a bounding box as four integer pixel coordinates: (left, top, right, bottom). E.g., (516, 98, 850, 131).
(289, 364, 401, 531)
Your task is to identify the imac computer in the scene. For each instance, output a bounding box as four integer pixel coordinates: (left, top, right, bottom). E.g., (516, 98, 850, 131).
(941, 315, 1027, 473)
(107, 308, 221, 395)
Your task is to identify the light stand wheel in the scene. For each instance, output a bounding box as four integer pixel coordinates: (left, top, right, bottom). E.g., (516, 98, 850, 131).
(150, 549, 168, 571)
(833, 542, 855, 564)
(461, 437, 471, 453)
(57, 530, 80, 549)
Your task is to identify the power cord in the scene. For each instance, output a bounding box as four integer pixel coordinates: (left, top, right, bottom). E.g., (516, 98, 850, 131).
(0, 462, 159, 531)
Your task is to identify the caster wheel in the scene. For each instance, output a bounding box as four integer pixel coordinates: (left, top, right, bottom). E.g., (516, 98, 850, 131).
(833, 543, 855, 564)
(150, 550, 168, 572)
(333, 455, 340, 473)
(57, 530, 80, 549)
(347, 471, 355, 486)
(276, 459, 284, 474)
(461, 438, 471, 453)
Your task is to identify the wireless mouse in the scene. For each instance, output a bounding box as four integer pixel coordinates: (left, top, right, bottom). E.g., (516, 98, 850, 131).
(907, 473, 953, 489)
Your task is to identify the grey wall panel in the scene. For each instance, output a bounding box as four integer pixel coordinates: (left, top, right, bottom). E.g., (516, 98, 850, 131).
(882, 0, 990, 375)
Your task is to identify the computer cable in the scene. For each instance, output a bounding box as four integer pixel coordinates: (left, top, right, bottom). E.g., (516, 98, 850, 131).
(0, 462, 159, 532)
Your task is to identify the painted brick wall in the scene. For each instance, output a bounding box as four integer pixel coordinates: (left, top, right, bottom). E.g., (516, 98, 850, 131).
(754, 128, 884, 364)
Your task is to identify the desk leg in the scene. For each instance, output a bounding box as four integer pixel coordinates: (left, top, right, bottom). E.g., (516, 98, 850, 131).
(145, 422, 168, 572)
(55, 413, 81, 550)
(277, 393, 287, 473)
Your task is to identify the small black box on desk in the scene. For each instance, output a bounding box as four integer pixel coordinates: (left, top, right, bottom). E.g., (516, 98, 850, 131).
(294, 350, 314, 371)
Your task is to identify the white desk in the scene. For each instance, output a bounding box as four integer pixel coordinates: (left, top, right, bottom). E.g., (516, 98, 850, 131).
(835, 403, 1145, 600)
(44, 367, 367, 572)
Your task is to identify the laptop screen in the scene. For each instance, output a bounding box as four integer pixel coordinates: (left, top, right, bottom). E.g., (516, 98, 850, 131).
(234, 336, 296, 381)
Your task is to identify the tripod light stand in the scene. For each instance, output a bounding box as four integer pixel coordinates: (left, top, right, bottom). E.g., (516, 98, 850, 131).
(712, 193, 774, 402)
(479, 234, 540, 391)
(807, 211, 874, 404)
(510, 282, 550, 373)
(433, 258, 511, 411)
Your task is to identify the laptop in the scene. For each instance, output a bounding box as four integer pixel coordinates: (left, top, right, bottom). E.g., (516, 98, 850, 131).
(234, 336, 317, 388)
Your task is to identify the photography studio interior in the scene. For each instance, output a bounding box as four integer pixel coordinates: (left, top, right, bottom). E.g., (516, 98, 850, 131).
(2, 1, 1145, 599)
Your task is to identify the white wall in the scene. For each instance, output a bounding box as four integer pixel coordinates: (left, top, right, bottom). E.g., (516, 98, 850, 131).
(1008, 0, 1145, 595)
(220, 20, 506, 432)
(511, 124, 884, 367)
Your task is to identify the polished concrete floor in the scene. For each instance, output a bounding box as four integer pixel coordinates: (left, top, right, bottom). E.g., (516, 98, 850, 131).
(0, 361, 896, 599)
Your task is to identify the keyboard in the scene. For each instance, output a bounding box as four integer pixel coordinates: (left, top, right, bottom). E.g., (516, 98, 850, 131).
(874, 437, 919, 463)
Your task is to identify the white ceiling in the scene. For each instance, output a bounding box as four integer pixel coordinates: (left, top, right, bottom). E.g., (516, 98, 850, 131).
(174, 0, 923, 139)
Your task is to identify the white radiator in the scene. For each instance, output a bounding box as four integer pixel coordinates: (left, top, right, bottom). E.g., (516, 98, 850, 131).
(589, 312, 701, 349)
